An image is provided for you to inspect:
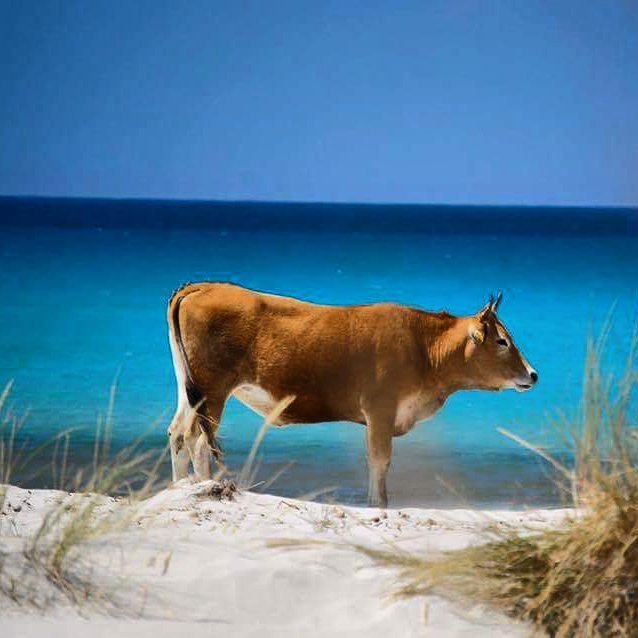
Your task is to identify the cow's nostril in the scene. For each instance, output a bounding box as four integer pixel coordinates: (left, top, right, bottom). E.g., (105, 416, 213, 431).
(530, 371, 538, 383)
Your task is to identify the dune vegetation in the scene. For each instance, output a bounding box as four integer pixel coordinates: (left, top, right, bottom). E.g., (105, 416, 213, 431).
(0, 379, 169, 609)
(360, 332, 638, 637)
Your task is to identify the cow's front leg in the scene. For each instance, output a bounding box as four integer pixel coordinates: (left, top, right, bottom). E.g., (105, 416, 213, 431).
(364, 411, 394, 508)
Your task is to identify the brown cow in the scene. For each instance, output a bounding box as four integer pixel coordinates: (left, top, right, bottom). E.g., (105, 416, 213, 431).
(167, 282, 537, 507)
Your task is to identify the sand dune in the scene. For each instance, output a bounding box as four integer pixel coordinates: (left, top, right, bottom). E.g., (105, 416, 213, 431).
(1, 480, 572, 637)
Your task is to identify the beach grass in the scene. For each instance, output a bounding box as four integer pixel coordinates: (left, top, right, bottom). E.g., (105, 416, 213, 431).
(0, 379, 169, 610)
(0, 385, 300, 611)
(362, 333, 638, 637)
(0, 380, 27, 512)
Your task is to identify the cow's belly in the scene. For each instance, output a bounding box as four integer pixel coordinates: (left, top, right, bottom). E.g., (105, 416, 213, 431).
(231, 384, 359, 425)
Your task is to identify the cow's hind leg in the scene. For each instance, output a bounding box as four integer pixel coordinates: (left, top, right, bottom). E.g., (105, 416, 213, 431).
(183, 393, 227, 481)
(168, 409, 190, 481)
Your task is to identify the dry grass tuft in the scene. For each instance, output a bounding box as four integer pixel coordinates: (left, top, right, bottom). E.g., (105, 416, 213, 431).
(19, 443, 165, 610)
(0, 378, 168, 612)
(365, 334, 638, 637)
(0, 380, 32, 518)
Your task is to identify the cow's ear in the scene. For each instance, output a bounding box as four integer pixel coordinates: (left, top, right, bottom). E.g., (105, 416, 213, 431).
(469, 323, 485, 344)
(465, 323, 485, 360)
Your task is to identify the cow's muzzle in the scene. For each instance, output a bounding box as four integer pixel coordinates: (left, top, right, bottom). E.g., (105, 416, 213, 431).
(514, 369, 538, 392)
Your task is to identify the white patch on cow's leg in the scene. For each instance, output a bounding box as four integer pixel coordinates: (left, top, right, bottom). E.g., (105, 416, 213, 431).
(168, 414, 190, 481)
(172, 446, 190, 481)
(193, 433, 212, 480)
(168, 407, 190, 482)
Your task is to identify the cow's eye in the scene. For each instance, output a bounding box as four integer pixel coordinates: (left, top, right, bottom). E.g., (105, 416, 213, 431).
(496, 338, 508, 347)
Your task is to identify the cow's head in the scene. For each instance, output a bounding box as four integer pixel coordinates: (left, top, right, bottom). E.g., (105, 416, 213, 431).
(464, 293, 538, 392)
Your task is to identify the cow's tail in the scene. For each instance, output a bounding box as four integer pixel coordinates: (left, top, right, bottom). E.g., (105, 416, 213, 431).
(168, 287, 222, 461)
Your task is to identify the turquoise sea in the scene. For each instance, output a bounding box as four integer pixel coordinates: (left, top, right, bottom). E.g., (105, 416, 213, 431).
(1, 198, 637, 507)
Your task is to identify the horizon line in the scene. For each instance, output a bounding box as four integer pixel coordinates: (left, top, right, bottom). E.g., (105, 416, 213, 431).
(1, 193, 636, 212)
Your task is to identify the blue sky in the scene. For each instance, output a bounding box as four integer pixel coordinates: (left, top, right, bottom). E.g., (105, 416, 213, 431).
(1, 1, 637, 206)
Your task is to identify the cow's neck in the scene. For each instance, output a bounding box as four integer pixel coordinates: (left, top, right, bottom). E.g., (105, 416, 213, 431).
(421, 315, 479, 397)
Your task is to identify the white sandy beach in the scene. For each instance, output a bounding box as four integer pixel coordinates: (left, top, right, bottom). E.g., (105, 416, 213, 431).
(1, 480, 572, 637)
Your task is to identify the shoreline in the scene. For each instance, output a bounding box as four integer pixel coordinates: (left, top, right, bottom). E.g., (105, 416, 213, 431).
(1, 480, 573, 636)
